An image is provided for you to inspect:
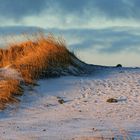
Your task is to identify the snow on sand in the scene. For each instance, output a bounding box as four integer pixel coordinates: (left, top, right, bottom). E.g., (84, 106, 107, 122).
(0, 67, 140, 140)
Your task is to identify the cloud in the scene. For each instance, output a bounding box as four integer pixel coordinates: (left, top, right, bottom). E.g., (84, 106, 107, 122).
(0, 25, 140, 54)
(99, 36, 140, 53)
(53, 0, 140, 19)
(0, 0, 140, 27)
(44, 27, 140, 54)
(0, 0, 47, 20)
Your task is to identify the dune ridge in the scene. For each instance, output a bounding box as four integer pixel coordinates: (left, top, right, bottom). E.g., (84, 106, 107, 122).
(0, 34, 86, 109)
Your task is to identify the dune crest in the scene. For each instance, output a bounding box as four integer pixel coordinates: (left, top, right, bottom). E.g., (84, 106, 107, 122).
(0, 34, 86, 109)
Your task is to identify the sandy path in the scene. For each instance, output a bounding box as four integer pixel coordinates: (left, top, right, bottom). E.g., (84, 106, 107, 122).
(0, 67, 140, 140)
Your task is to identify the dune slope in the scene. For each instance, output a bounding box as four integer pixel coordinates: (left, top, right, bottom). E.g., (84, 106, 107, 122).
(0, 67, 140, 139)
(0, 34, 87, 109)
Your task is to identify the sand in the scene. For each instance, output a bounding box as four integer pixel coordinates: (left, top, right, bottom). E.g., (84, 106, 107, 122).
(0, 67, 140, 140)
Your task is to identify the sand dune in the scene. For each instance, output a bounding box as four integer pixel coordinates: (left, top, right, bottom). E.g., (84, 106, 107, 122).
(0, 66, 140, 139)
(0, 34, 87, 109)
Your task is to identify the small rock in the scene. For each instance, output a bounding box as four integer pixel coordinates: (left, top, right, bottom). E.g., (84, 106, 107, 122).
(92, 128, 97, 131)
(43, 129, 46, 131)
(58, 99, 65, 104)
(83, 100, 88, 103)
(106, 98, 118, 103)
(116, 64, 122, 67)
(56, 96, 65, 104)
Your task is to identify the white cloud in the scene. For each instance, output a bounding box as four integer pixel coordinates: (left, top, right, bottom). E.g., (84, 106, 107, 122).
(13, 11, 140, 29)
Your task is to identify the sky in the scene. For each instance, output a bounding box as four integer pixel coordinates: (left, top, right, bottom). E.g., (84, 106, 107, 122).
(0, 0, 140, 66)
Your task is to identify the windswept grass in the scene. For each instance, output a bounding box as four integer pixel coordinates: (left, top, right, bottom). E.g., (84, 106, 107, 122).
(0, 33, 85, 109)
(0, 79, 23, 109)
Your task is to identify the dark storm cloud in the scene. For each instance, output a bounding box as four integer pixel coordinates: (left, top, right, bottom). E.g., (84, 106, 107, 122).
(51, 0, 87, 13)
(0, 0, 140, 20)
(91, 0, 140, 19)
(0, 0, 47, 19)
(46, 0, 140, 19)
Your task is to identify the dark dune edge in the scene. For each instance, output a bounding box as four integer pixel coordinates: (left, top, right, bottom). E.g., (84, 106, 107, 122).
(0, 34, 90, 110)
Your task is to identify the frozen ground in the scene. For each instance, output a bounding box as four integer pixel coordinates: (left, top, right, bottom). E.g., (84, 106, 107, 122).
(0, 66, 140, 140)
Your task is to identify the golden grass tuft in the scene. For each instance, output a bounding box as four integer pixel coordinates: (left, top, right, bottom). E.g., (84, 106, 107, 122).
(0, 33, 84, 109)
(0, 79, 23, 109)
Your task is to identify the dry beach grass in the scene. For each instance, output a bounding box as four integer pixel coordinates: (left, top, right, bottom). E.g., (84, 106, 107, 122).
(0, 34, 84, 109)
